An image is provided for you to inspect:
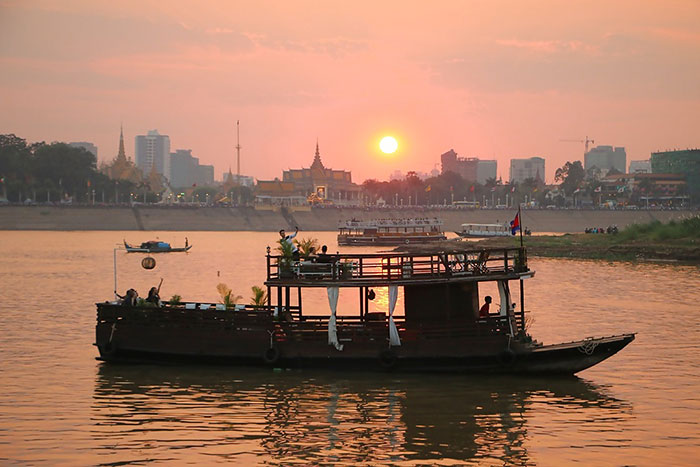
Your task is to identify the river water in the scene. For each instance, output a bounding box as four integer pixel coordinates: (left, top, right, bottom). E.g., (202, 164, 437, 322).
(0, 231, 698, 466)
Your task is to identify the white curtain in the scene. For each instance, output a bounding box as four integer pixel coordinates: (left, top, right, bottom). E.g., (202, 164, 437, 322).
(388, 285, 401, 346)
(327, 287, 343, 351)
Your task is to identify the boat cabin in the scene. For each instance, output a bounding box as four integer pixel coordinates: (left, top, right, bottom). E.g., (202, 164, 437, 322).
(458, 223, 511, 238)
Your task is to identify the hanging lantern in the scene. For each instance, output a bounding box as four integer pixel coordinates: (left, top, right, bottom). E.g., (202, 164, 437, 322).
(141, 256, 156, 270)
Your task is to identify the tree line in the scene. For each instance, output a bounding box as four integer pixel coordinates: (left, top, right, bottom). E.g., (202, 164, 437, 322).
(0, 134, 139, 203)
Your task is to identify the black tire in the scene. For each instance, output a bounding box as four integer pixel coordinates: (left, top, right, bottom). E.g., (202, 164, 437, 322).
(379, 349, 398, 370)
(498, 348, 517, 366)
(263, 347, 280, 365)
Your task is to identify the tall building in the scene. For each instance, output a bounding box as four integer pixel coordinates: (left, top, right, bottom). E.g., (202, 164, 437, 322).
(509, 157, 545, 183)
(69, 142, 98, 158)
(584, 145, 626, 175)
(135, 130, 170, 180)
(629, 160, 651, 174)
(441, 149, 477, 181)
(440, 150, 497, 184)
(169, 149, 214, 188)
(476, 160, 497, 184)
(651, 149, 700, 197)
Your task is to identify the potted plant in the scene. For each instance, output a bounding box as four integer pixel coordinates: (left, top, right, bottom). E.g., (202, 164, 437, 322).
(276, 239, 295, 278)
(250, 285, 268, 308)
(217, 283, 242, 309)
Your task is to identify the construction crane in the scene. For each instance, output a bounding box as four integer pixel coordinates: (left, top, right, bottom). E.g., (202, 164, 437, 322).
(560, 136, 595, 155)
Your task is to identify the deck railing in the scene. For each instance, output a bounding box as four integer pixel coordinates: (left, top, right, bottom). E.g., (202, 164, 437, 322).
(266, 247, 528, 283)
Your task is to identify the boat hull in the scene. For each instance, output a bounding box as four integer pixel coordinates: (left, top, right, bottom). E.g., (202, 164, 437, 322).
(95, 306, 633, 375)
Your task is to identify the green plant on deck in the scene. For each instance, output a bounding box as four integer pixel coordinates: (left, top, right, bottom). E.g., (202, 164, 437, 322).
(169, 294, 182, 305)
(250, 285, 268, 307)
(276, 238, 294, 275)
(296, 237, 320, 259)
(217, 283, 242, 308)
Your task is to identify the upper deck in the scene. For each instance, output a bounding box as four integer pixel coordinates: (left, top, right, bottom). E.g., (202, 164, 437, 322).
(265, 246, 531, 287)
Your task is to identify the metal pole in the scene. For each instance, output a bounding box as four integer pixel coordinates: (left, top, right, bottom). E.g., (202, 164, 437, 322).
(113, 247, 118, 300)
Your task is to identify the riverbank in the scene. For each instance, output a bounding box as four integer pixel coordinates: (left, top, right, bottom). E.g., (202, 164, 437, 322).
(0, 205, 697, 232)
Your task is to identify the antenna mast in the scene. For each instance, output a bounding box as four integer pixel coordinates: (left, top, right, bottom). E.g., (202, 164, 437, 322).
(236, 120, 241, 184)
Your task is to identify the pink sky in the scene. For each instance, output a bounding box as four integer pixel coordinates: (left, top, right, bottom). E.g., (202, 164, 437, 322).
(1, 0, 698, 183)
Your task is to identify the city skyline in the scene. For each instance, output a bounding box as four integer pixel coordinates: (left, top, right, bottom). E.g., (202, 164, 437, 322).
(1, 1, 698, 183)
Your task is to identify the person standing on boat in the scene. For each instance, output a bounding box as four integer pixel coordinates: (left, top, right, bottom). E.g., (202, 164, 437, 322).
(279, 226, 300, 260)
(479, 296, 492, 319)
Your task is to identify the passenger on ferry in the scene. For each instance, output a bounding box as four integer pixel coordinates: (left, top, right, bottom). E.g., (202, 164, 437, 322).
(116, 288, 138, 307)
(146, 278, 163, 307)
(279, 226, 300, 260)
(316, 245, 334, 263)
(479, 296, 492, 319)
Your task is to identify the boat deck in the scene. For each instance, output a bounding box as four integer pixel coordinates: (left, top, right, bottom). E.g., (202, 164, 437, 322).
(265, 246, 530, 287)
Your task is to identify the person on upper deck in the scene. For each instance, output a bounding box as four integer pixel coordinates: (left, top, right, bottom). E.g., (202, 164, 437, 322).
(116, 288, 137, 307)
(479, 296, 492, 319)
(316, 245, 335, 263)
(279, 226, 300, 260)
(146, 278, 163, 307)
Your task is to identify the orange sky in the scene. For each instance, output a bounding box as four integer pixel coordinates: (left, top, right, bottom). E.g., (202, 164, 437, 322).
(1, 0, 698, 183)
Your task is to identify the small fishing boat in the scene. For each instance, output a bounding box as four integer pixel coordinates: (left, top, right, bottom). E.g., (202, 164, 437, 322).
(96, 245, 634, 374)
(123, 240, 192, 253)
(337, 218, 447, 246)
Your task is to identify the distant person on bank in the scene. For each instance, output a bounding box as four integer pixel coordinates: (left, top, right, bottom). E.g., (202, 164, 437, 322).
(279, 226, 300, 260)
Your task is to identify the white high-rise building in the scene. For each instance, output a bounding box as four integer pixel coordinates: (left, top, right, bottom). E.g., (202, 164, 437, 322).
(135, 130, 170, 180)
(585, 145, 626, 175)
(509, 157, 545, 183)
(629, 160, 651, 174)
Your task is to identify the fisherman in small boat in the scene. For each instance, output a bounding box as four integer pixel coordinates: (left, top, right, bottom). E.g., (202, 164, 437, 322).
(146, 278, 163, 307)
(279, 226, 300, 260)
(479, 296, 492, 319)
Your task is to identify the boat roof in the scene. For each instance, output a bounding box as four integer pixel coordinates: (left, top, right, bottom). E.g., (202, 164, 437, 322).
(340, 218, 443, 228)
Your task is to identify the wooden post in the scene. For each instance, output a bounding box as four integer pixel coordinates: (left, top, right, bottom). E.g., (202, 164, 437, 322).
(519, 279, 525, 333)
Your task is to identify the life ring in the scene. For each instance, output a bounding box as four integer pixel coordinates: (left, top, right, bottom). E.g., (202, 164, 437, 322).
(405, 239, 410, 244)
(263, 347, 280, 365)
(379, 349, 398, 369)
(498, 348, 517, 366)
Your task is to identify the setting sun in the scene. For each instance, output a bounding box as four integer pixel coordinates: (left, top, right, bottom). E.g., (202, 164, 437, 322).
(379, 136, 398, 154)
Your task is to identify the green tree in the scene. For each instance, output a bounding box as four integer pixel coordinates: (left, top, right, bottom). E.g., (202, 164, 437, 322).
(554, 161, 585, 197)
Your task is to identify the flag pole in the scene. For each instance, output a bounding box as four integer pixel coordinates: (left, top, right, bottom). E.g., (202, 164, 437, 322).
(518, 203, 523, 248)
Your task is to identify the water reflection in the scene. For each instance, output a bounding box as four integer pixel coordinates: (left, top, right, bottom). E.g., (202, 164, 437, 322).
(92, 364, 630, 465)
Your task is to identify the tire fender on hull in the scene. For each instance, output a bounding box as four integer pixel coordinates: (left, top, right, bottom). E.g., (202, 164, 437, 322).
(263, 347, 280, 365)
(379, 348, 398, 370)
(497, 348, 517, 366)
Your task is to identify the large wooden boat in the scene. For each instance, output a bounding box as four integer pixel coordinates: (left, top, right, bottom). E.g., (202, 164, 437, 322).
(124, 240, 192, 253)
(95, 246, 634, 374)
(337, 218, 447, 246)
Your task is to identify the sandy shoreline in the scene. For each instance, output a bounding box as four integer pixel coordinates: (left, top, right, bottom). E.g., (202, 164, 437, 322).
(0, 205, 696, 232)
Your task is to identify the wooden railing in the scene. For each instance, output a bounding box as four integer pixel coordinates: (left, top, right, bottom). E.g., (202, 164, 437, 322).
(266, 247, 528, 282)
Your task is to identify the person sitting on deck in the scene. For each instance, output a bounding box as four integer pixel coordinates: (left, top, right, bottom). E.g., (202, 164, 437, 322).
(316, 245, 334, 263)
(479, 296, 492, 319)
(146, 278, 163, 307)
(116, 288, 138, 307)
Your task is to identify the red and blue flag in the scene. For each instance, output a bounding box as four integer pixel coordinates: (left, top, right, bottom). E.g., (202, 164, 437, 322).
(510, 212, 520, 235)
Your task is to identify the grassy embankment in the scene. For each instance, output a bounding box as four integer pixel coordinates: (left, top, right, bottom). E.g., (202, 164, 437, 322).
(475, 216, 700, 262)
